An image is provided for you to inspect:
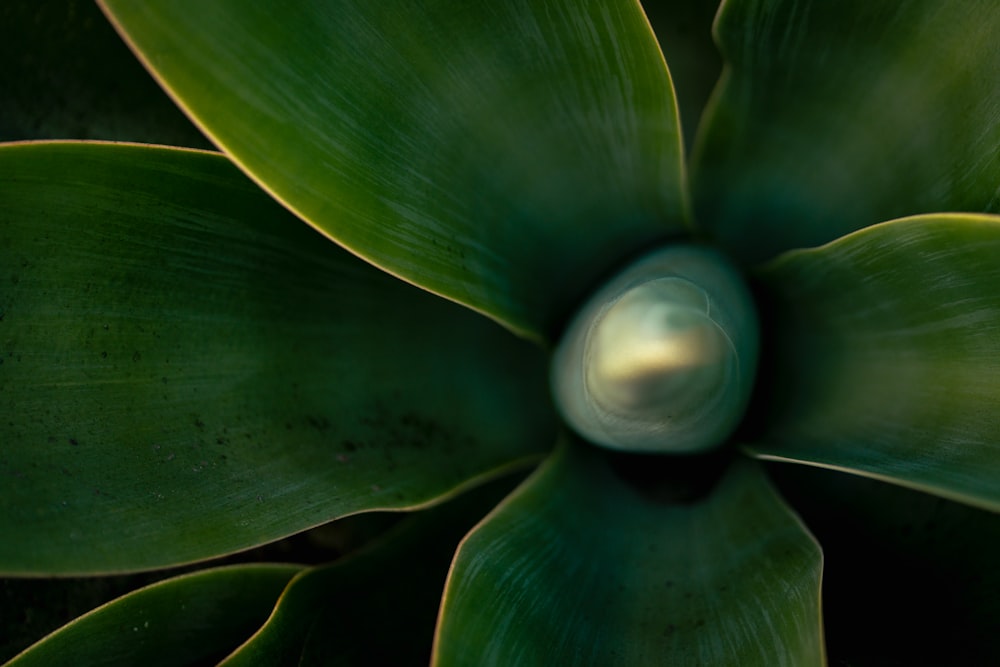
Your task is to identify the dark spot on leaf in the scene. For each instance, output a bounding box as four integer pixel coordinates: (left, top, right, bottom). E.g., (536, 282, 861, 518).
(132, 351, 141, 362)
(307, 415, 331, 432)
(68, 438, 78, 446)
(100, 351, 107, 358)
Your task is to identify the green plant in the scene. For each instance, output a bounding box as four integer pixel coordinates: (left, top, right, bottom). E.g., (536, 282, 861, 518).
(3, 0, 999, 664)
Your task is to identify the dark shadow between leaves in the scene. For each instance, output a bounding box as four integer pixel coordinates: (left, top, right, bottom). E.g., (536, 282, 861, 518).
(601, 442, 734, 505)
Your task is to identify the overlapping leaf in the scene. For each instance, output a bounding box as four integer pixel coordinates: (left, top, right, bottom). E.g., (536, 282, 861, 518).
(100, 0, 690, 339)
(693, 0, 1000, 263)
(0, 142, 555, 574)
(750, 214, 1000, 511)
(220, 476, 517, 666)
(434, 441, 824, 666)
(6, 564, 299, 666)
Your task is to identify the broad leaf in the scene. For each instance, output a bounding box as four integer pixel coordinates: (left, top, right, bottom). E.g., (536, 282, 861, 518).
(99, 0, 689, 339)
(750, 214, 1000, 511)
(220, 476, 518, 666)
(434, 441, 824, 666)
(6, 564, 299, 667)
(692, 0, 1000, 263)
(0, 142, 556, 574)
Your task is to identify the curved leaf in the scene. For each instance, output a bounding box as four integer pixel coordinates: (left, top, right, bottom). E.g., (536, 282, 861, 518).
(692, 0, 1000, 263)
(434, 441, 824, 666)
(750, 214, 1000, 511)
(5, 564, 299, 667)
(220, 476, 517, 666)
(99, 0, 688, 339)
(0, 0, 207, 146)
(0, 141, 556, 575)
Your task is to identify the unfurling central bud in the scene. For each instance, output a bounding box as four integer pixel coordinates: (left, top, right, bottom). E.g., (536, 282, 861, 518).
(551, 245, 759, 454)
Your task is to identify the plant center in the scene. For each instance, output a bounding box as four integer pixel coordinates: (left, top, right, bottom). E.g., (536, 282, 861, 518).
(551, 245, 759, 454)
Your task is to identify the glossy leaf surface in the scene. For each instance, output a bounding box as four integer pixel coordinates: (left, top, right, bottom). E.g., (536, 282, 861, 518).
(220, 477, 517, 666)
(6, 564, 299, 667)
(0, 142, 556, 575)
(434, 441, 824, 666)
(751, 214, 1000, 511)
(100, 0, 689, 339)
(693, 0, 1000, 263)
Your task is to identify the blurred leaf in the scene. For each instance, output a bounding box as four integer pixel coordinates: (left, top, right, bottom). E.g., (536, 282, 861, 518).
(641, 0, 723, 151)
(692, 0, 1000, 263)
(769, 463, 1000, 666)
(221, 475, 519, 666)
(434, 441, 824, 666)
(2, 574, 162, 663)
(6, 564, 300, 667)
(749, 214, 1000, 511)
(0, 141, 556, 575)
(0, 0, 208, 146)
(99, 0, 688, 339)
(0, 512, 400, 663)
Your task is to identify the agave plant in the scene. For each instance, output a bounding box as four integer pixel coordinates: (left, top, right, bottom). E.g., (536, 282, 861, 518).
(3, 0, 999, 664)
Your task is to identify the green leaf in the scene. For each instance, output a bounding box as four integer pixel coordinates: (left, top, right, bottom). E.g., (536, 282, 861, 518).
(220, 475, 518, 666)
(0, 0, 208, 147)
(691, 0, 1000, 263)
(0, 141, 556, 575)
(750, 213, 1000, 511)
(98, 0, 688, 339)
(5, 564, 300, 667)
(433, 441, 824, 666)
(769, 464, 1000, 665)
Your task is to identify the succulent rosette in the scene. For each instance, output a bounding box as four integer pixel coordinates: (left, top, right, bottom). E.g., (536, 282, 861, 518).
(2, 1, 998, 664)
